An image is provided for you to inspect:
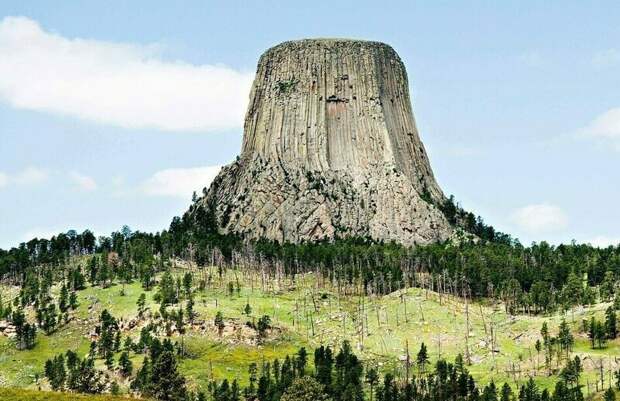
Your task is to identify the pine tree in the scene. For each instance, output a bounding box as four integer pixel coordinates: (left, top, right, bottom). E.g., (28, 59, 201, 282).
(482, 382, 498, 401)
(150, 347, 187, 401)
(231, 379, 240, 401)
(257, 315, 271, 340)
(158, 272, 177, 305)
(70, 267, 86, 290)
(175, 309, 184, 333)
(365, 367, 379, 401)
(559, 356, 582, 388)
(97, 255, 111, 288)
(541, 322, 549, 342)
(137, 293, 147, 318)
(588, 317, 597, 348)
(215, 311, 225, 336)
(589, 317, 607, 349)
(245, 362, 258, 399)
(44, 354, 67, 391)
(500, 382, 513, 401)
(604, 388, 616, 401)
(186, 296, 195, 323)
(296, 347, 308, 375)
(12, 308, 36, 350)
(600, 271, 616, 302)
(59, 283, 69, 312)
(98, 309, 119, 360)
(43, 304, 58, 335)
(558, 319, 574, 357)
(131, 356, 151, 394)
(562, 273, 583, 311)
(183, 272, 193, 297)
(119, 351, 133, 376)
(88, 256, 99, 285)
(606, 306, 618, 339)
(105, 352, 114, 370)
(315, 346, 334, 389)
(140, 264, 155, 290)
(281, 376, 331, 401)
(417, 342, 429, 374)
(69, 291, 78, 309)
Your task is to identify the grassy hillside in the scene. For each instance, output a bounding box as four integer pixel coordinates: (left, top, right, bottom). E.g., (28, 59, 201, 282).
(1, 264, 619, 396)
(0, 387, 139, 400)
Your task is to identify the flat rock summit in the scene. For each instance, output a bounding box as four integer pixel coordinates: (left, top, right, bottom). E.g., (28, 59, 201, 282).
(198, 39, 457, 245)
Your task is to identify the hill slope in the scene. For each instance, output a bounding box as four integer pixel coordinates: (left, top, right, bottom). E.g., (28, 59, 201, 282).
(2, 264, 618, 396)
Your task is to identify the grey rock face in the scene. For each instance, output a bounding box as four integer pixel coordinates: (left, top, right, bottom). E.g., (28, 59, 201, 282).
(200, 39, 455, 245)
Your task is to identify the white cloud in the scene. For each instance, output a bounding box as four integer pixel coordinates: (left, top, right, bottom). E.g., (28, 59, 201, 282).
(0, 166, 49, 188)
(511, 204, 568, 234)
(593, 49, 620, 67)
(12, 166, 49, 185)
(141, 165, 222, 199)
(0, 16, 253, 132)
(69, 171, 97, 191)
(584, 236, 620, 248)
(579, 108, 620, 150)
(580, 108, 620, 140)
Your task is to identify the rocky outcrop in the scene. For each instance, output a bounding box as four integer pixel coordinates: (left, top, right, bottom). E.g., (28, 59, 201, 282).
(199, 39, 456, 245)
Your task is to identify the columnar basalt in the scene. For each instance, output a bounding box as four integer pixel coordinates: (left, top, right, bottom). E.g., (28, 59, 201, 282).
(199, 39, 456, 245)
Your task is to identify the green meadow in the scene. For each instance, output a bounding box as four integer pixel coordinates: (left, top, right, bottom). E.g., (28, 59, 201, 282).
(1, 265, 618, 396)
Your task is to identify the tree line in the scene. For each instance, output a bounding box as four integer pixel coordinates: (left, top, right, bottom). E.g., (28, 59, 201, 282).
(2, 198, 619, 317)
(44, 337, 616, 401)
(0, 219, 620, 313)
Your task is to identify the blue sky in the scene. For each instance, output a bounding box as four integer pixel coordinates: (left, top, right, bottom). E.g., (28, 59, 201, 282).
(1, 1, 619, 248)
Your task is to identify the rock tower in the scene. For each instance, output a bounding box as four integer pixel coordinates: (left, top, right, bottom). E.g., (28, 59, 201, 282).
(199, 39, 456, 245)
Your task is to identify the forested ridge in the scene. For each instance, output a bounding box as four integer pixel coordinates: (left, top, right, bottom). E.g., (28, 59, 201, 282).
(1, 200, 620, 401)
(41, 337, 602, 401)
(2, 202, 619, 314)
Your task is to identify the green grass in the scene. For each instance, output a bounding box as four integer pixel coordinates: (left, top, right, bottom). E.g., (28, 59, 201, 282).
(180, 338, 303, 390)
(0, 387, 139, 401)
(0, 323, 91, 387)
(1, 266, 618, 397)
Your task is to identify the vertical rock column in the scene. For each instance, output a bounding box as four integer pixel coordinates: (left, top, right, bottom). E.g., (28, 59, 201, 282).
(200, 39, 455, 245)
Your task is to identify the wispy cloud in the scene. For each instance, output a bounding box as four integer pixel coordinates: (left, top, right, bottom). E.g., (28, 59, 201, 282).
(593, 49, 620, 68)
(0, 16, 253, 132)
(0, 168, 105, 191)
(579, 108, 620, 150)
(0, 166, 49, 188)
(141, 165, 222, 199)
(69, 171, 97, 191)
(15, 166, 49, 185)
(584, 236, 620, 248)
(510, 203, 568, 234)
